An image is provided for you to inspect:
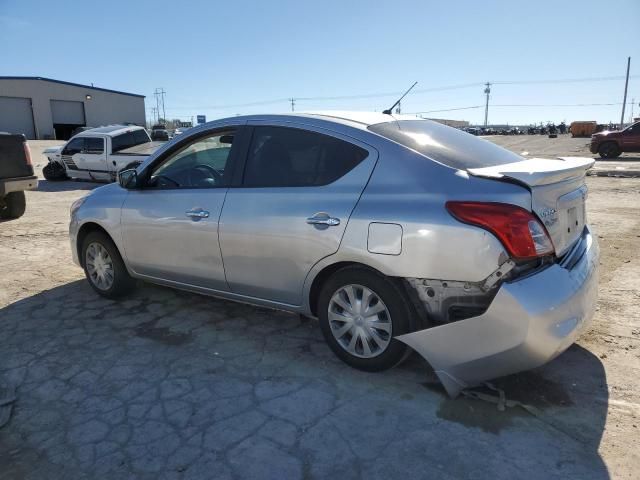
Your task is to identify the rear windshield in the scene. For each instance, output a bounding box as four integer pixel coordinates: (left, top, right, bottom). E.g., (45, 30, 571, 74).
(368, 120, 525, 169)
(112, 129, 151, 153)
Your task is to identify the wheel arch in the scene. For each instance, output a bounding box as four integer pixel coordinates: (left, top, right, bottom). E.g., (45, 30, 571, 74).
(308, 261, 379, 317)
(76, 222, 116, 267)
(307, 261, 427, 329)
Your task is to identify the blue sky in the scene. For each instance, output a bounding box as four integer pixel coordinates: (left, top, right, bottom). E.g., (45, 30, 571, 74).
(1, 0, 639, 125)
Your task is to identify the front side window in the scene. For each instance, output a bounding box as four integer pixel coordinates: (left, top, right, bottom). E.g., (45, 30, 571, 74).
(148, 130, 235, 188)
(84, 137, 104, 154)
(625, 122, 640, 134)
(62, 138, 84, 155)
(243, 126, 368, 187)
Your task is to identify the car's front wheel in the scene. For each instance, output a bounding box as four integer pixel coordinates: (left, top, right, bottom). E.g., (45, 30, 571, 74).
(317, 266, 414, 371)
(43, 162, 68, 181)
(82, 231, 136, 298)
(598, 142, 621, 159)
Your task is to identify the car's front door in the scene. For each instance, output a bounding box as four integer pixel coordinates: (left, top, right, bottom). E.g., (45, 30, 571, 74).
(77, 136, 109, 179)
(621, 123, 640, 152)
(60, 137, 84, 173)
(120, 127, 241, 290)
(219, 123, 377, 305)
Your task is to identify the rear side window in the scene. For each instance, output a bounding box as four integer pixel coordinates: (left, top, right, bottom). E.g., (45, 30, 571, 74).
(84, 137, 104, 154)
(368, 120, 524, 169)
(112, 129, 151, 153)
(243, 126, 368, 187)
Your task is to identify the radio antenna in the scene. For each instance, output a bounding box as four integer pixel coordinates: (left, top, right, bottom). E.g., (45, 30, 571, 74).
(382, 81, 418, 115)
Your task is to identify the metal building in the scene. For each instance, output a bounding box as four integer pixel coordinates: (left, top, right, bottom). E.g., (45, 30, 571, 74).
(0, 77, 146, 140)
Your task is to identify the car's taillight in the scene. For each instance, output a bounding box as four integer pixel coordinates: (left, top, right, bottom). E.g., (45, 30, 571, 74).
(445, 201, 555, 261)
(23, 141, 32, 166)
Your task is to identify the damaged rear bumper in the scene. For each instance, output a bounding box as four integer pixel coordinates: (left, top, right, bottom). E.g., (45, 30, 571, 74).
(397, 226, 599, 397)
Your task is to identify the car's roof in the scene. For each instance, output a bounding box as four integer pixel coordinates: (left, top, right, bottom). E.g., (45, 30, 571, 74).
(303, 111, 423, 126)
(208, 111, 424, 130)
(75, 125, 146, 137)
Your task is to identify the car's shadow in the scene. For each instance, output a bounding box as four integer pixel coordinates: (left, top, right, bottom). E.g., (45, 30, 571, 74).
(592, 155, 640, 162)
(34, 179, 102, 192)
(0, 280, 610, 478)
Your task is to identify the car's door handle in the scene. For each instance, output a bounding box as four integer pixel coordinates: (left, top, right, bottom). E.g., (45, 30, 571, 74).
(185, 209, 210, 219)
(306, 213, 340, 226)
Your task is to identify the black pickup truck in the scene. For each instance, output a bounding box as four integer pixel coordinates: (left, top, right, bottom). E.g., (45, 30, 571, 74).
(0, 133, 38, 219)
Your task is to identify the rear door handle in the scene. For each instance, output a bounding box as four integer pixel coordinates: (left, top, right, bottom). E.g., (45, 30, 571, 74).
(306, 212, 340, 226)
(185, 208, 210, 219)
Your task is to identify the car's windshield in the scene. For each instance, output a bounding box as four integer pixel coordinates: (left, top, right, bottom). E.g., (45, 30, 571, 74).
(368, 119, 525, 169)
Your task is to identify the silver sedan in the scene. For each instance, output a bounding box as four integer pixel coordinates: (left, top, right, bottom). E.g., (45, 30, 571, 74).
(69, 112, 599, 396)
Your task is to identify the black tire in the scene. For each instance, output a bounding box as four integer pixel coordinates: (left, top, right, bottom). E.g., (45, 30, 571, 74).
(43, 162, 68, 181)
(81, 231, 136, 298)
(0, 192, 26, 219)
(598, 142, 621, 159)
(317, 266, 415, 372)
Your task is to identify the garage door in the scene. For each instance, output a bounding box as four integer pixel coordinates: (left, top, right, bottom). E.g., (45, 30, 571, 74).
(0, 96, 36, 139)
(50, 100, 85, 125)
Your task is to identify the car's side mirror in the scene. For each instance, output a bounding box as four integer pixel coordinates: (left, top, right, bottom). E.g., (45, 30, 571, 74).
(118, 169, 138, 189)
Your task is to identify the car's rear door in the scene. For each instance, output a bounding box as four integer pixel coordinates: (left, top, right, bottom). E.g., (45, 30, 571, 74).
(219, 122, 377, 306)
(120, 126, 243, 290)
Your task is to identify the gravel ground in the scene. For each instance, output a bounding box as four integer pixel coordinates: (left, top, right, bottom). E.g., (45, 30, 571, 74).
(0, 139, 638, 479)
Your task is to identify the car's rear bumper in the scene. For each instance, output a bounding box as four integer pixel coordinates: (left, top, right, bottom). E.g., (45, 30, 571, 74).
(0, 176, 38, 196)
(397, 226, 599, 397)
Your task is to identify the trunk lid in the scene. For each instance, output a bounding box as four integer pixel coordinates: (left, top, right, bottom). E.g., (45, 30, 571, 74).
(467, 157, 594, 257)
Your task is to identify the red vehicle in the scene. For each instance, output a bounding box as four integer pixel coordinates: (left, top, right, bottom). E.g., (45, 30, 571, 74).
(590, 121, 640, 158)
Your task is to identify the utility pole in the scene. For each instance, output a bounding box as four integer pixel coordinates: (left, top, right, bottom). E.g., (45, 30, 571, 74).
(483, 82, 491, 127)
(290, 98, 295, 112)
(395, 101, 401, 115)
(620, 57, 631, 128)
(154, 88, 166, 124)
(629, 98, 635, 123)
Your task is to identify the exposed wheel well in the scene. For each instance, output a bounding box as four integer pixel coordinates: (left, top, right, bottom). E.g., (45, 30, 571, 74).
(308, 261, 429, 330)
(76, 223, 113, 267)
(308, 262, 371, 316)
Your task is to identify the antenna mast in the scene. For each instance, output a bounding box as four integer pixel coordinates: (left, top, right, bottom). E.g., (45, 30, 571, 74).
(383, 82, 418, 115)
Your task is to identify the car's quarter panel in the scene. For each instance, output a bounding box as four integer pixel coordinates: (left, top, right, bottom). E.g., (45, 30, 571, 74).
(219, 121, 379, 306)
(120, 189, 229, 290)
(331, 144, 532, 283)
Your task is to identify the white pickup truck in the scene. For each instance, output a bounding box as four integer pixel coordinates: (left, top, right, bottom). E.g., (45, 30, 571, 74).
(43, 125, 163, 182)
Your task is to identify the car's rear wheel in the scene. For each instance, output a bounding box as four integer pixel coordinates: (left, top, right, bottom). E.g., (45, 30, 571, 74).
(0, 192, 26, 219)
(317, 266, 414, 371)
(598, 142, 621, 159)
(82, 231, 136, 298)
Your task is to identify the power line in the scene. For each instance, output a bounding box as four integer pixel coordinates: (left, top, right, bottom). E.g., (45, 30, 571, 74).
(409, 101, 634, 115)
(160, 74, 639, 111)
(492, 74, 639, 85)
